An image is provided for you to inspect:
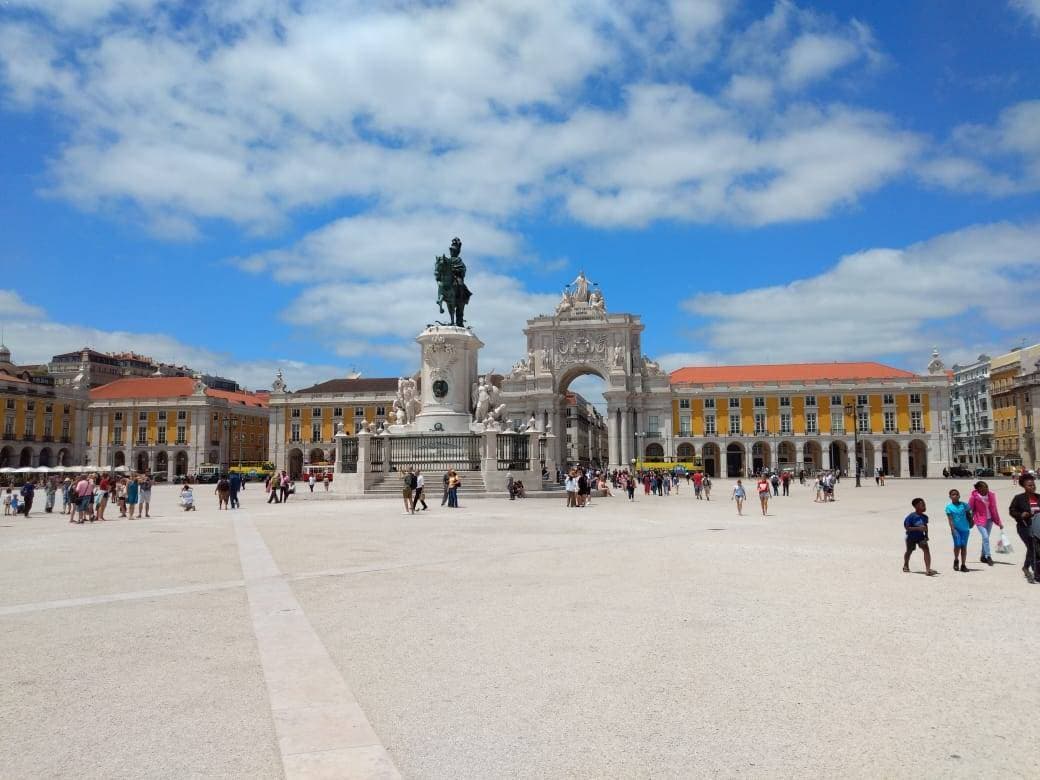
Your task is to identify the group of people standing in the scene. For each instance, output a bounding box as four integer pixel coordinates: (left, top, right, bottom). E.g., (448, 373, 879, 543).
(400, 468, 463, 513)
(902, 479, 1030, 578)
(1, 472, 158, 524)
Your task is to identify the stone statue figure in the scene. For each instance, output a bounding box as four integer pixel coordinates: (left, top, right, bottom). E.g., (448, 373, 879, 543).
(395, 376, 420, 423)
(613, 343, 626, 369)
(473, 377, 490, 422)
(571, 271, 590, 303)
(555, 289, 573, 316)
(541, 347, 552, 372)
(589, 288, 606, 317)
(435, 237, 472, 327)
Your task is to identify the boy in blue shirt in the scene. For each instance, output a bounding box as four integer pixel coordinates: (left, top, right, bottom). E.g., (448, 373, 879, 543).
(904, 497, 937, 575)
(945, 488, 973, 572)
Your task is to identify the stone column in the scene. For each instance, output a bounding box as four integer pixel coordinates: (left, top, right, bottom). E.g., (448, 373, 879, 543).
(823, 442, 832, 470)
(607, 411, 619, 469)
(620, 409, 632, 468)
(528, 430, 541, 473)
(796, 441, 805, 469)
(900, 443, 911, 478)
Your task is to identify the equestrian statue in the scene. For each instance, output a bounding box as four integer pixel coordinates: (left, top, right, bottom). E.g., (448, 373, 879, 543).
(435, 236, 472, 327)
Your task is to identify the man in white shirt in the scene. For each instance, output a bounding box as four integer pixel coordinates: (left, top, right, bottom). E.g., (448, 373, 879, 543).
(413, 470, 428, 511)
(565, 471, 577, 507)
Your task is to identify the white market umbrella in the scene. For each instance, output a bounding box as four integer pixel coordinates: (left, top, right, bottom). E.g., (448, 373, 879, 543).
(36, 466, 51, 473)
(113, 465, 129, 473)
(0, 467, 14, 474)
(15, 467, 34, 473)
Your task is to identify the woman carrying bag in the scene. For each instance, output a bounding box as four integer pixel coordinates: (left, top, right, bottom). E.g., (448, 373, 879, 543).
(1006, 473, 1040, 584)
(968, 481, 1003, 565)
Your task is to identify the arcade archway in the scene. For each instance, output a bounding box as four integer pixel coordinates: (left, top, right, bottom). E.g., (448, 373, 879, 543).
(701, 442, 720, 477)
(500, 285, 668, 473)
(726, 442, 745, 477)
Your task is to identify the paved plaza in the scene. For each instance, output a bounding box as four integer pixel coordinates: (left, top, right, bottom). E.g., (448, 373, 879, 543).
(1, 478, 1038, 779)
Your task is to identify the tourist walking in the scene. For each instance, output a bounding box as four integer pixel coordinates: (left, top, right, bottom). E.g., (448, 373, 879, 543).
(441, 470, 451, 506)
(732, 479, 746, 516)
(1007, 473, 1040, 583)
(781, 471, 791, 496)
(945, 488, 973, 572)
(116, 477, 128, 517)
(756, 475, 770, 516)
(95, 481, 108, 521)
(126, 476, 139, 518)
(447, 470, 461, 508)
(903, 497, 937, 575)
(693, 471, 703, 499)
(324, 473, 331, 492)
(137, 475, 152, 518)
(229, 472, 241, 509)
(770, 472, 780, 497)
(402, 468, 416, 514)
(44, 479, 56, 513)
(279, 471, 290, 503)
(216, 474, 231, 509)
(967, 481, 1001, 565)
(626, 474, 636, 501)
(413, 470, 428, 511)
(308, 473, 316, 493)
(565, 471, 577, 507)
(702, 475, 711, 500)
(2, 487, 11, 516)
(20, 480, 35, 517)
(266, 473, 281, 504)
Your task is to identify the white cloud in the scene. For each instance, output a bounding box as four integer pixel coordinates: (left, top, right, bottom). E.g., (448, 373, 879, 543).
(0, 289, 346, 391)
(0, 0, 914, 234)
(920, 100, 1040, 195)
(235, 213, 521, 282)
(1011, 0, 1040, 26)
(682, 221, 1040, 364)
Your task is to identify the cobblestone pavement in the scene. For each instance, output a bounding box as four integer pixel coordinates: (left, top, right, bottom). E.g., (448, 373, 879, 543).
(1, 478, 1037, 779)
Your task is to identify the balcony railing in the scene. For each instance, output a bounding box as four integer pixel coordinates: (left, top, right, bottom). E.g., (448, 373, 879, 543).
(22, 433, 35, 441)
(60, 436, 71, 443)
(41, 435, 54, 442)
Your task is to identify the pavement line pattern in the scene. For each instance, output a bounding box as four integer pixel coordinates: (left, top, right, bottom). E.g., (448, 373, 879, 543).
(233, 512, 401, 780)
(0, 580, 246, 617)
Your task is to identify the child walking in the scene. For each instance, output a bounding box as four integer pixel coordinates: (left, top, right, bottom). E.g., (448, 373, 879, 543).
(945, 488, 973, 572)
(732, 479, 746, 516)
(904, 497, 937, 576)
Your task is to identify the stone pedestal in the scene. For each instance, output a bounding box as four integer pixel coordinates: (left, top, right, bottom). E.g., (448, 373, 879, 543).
(414, 325, 484, 434)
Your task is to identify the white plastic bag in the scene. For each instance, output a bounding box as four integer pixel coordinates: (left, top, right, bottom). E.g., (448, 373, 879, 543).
(996, 531, 1013, 554)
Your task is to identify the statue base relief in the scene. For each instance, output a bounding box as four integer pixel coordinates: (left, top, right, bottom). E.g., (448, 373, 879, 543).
(414, 325, 484, 434)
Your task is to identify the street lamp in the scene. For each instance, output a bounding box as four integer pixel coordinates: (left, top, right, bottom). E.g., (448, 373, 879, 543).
(222, 416, 238, 470)
(844, 402, 862, 487)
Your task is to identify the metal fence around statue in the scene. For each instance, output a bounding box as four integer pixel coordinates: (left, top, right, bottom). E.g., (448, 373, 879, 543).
(497, 434, 529, 471)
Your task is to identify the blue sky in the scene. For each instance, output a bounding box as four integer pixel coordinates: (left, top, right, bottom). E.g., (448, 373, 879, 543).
(1, 0, 1039, 394)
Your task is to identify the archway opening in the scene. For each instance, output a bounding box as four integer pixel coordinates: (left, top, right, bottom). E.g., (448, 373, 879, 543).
(882, 440, 900, 477)
(803, 440, 822, 474)
(909, 439, 927, 477)
(645, 442, 664, 460)
(676, 442, 695, 461)
(701, 442, 720, 477)
(38, 448, 52, 468)
(0, 446, 12, 468)
(57, 448, 70, 467)
(19, 447, 33, 467)
(752, 441, 771, 474)
(113, 450, 126, 468)
(288, 448, 303, 480)
(156, 451, 169, 476)
(858, 440, 875, 477)
(828, 441, 847, 474)
(726, 442, 744, 478)
(175, 451, 189, 476)
(778, 441, 795, 469)
(556, 368, 609, 470)
(136, 451, 150, 473)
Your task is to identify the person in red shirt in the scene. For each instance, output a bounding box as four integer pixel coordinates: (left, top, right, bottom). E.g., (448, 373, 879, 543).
(756, 476, 770, 516)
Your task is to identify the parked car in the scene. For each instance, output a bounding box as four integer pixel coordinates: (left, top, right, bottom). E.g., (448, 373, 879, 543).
(152, 473, 168, 482)
(973, 468, 995, 477)
(948, 466, 973, 477)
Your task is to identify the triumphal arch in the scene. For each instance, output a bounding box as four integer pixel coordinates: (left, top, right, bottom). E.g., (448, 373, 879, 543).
(500, 273, 671, 471)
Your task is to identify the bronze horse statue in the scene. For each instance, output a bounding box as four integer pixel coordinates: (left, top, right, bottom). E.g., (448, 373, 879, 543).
(435, 237, 472, 327)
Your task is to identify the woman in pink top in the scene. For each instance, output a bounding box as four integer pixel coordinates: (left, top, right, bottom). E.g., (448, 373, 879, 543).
(968, 481, 1003, 566)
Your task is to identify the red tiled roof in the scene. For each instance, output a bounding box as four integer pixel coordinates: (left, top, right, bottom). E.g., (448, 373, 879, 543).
(90, 377, 267, 407)
(670, 362, 918, 385)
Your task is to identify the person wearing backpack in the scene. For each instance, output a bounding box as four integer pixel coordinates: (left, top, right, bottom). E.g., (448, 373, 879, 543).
(402, 468, 416, 514)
